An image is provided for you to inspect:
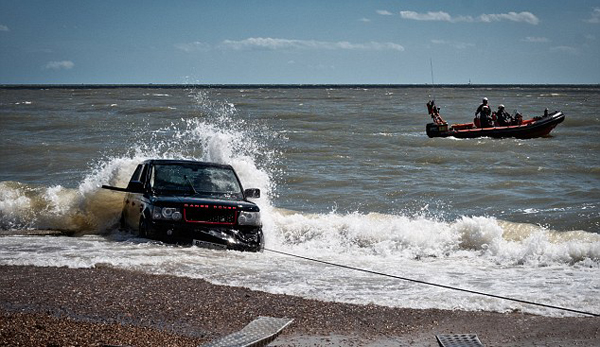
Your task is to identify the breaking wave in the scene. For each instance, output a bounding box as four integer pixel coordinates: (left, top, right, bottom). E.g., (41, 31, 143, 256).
(0, 90, 598, 269)
(1, 89, 276, 233)
(270, 211, 599, 267)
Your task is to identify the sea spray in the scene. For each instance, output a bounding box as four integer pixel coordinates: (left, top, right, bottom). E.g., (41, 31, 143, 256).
(0, 89, 279, 234)
(0, 181, 119, 233)
(1, 89, 598, 267)
(0, 182, 35, 230)
(268, 209, 600, 267)
(1, 86, 600, 316)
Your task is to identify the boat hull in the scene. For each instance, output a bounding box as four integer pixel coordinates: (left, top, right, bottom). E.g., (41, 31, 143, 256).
(426, 111, 565, 139)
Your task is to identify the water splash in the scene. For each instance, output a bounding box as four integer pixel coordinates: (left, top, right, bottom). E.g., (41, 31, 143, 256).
(268, 210, 600, 267)
(1, 89, 278, 234)
(1, 90, 599, 268)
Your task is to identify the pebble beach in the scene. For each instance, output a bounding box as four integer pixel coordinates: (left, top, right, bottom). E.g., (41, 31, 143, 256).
(1, 265, 598, 346)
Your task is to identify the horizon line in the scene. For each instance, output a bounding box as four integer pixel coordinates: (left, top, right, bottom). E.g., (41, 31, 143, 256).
(1, 83, 599, 90)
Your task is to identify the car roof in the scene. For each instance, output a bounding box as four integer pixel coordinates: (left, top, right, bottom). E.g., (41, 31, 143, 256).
(142, 159, 234, 170)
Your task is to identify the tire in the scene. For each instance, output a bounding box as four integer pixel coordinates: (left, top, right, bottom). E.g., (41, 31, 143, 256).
(119, 213, 127, 231)
(138, 218, 149, 238)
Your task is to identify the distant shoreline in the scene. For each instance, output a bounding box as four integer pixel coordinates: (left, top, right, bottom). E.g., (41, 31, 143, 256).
(1, 83, 599, 90)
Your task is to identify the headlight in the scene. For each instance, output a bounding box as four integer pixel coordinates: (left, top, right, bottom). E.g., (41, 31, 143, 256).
(238, 211, 261, 226)
(171, 210, 182, 221)
(152, 207, 182, 221)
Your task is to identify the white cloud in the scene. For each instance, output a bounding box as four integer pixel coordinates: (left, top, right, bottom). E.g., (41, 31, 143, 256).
(359, 18, 371, 23)
(377, 10, 393, 16)
(44, 60, 74, 70)
(522, 36, 550, 43)
(400, 11, 456, 22)
(478, 12, 539, 25)
(220, 37, 404, 51)
(175, 41, 210, 52)
(431, 39, 475, 49)
(175, 37, 405, 53)
(586, 8, 600, 23)
(0, 24, 9, 32)
(400, 10, 539, 25)
(550, 46, 580, 55)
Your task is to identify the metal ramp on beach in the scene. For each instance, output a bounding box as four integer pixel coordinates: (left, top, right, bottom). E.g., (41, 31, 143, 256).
(200, 316, 293, 347)
(436, 334, 484, 347)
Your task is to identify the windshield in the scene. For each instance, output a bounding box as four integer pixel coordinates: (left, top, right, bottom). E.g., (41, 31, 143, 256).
(150, 164, 243, 197)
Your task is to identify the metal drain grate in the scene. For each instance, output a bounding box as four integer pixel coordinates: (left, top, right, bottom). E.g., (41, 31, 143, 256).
(201, 316, 293, 347)
(436, 334, 484, 347)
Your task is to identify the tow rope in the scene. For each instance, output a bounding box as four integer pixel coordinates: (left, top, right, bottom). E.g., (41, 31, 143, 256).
(265, 248, 599, 317)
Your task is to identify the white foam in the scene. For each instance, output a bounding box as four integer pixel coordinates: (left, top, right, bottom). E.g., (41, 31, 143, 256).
(264, 210, 600, 267)
(2, 89, 599, 265)
(0, 231, 597, 317)
(0, 182, 33, 229)
(1, 89, 599, 317)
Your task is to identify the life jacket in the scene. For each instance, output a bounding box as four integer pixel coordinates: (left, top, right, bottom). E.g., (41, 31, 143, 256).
(514, 114, 523, 125)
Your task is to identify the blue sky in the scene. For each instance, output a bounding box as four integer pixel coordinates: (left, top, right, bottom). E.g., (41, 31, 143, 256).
(1, 1, 599, 84)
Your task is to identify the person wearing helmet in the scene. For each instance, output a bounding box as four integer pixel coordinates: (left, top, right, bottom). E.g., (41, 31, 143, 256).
(475, 97, 489, 117)
(513, 112, 523, 125)
(496, 104, 513, 126)
(475, 97, 492, 127)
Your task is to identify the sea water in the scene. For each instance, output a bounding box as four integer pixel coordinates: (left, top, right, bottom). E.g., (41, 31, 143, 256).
(0, 86, 598, 317)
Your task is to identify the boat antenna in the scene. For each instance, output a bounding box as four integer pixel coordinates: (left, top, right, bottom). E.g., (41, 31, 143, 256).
(429, 58, 435, 101)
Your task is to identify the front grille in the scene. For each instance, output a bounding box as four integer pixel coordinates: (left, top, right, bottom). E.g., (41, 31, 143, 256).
(183, 204, 237, 225)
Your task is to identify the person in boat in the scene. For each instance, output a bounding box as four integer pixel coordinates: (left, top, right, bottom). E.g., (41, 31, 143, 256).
(496, 104, 513, 126)
(427, 100, 446, 125)
(480, 106, 493, 127)
(513, 112, 523, 125)
(475, 97, 489, 118)
(475, 97, 492, 128)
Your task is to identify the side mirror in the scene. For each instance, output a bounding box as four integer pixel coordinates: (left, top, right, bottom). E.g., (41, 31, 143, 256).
(126, 181, 145, 193)
(244, 188, 260, 199)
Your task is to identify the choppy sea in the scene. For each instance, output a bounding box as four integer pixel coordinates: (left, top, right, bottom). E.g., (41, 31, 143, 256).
(1, 85, 599, 317)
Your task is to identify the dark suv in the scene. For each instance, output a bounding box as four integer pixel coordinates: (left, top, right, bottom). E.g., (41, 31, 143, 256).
(103, 159, 263, 252)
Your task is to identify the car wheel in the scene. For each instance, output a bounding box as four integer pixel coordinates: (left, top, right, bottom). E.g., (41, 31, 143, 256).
(138, 218, 148, 238)
(257, 232, 265, 252)
(119, 213, 127, 231)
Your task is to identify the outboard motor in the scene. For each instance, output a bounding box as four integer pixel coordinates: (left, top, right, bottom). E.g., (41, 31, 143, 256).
(426, 123, 447, 138)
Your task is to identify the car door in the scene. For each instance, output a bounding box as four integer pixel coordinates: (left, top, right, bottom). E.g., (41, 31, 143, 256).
(123, 164, 145, 230)
(133, 163, 151, 232)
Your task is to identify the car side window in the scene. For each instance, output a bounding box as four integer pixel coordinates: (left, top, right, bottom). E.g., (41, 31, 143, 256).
(129, 164, 143, 183)
(139, 165, 149, 185)
(149, 166, 156, 188)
